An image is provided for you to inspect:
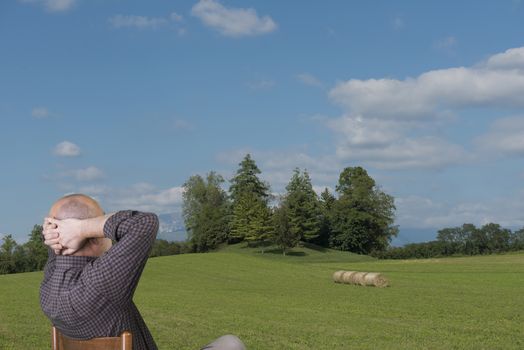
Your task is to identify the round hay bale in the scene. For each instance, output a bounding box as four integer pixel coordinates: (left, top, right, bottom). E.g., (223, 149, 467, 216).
(363, 272, 389, 287)
(333, 270, 346, 283)
(342, 271, 357, 284)
(351, 272, 367, 285)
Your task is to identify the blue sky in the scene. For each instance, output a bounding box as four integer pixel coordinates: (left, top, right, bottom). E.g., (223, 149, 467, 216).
(2, 0, 524, 244)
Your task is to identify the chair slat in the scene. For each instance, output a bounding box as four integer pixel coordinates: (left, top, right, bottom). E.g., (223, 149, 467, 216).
(52, 326, 132, 350)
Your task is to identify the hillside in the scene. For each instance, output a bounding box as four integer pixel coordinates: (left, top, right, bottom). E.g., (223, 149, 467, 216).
(217, 242, 375, 263)
(0, 249, 523, 349)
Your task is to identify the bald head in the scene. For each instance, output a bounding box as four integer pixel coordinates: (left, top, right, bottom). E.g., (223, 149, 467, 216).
(50, 194, 104, 220)
(49, 194, 111, 257)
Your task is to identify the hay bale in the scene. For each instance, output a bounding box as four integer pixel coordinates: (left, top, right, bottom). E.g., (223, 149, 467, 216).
(332, 270, 389, 287)
(332, 270, 346, 283)
(363, 272, 389, 287)
(351, 272, 368, 285)
(342, 271, 357, 284)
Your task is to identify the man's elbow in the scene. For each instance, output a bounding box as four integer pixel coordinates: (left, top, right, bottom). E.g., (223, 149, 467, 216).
(144, 212, 159, 237)
(134, 211, 159, 238)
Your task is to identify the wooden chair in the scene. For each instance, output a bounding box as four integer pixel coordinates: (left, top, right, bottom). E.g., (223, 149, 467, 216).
(52, 326, 132, 350)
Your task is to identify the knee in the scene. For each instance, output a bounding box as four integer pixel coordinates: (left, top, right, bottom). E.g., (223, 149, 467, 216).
(217, 334, 246, 350)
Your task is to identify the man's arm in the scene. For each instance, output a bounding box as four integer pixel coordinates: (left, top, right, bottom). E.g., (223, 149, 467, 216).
(47, 211, 158, 306)
(44, 215, 112, 255)
(84, 211, 158, 305)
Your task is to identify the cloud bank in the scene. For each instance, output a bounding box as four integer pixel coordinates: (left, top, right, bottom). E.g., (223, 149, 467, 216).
(326, 46, 524, 169)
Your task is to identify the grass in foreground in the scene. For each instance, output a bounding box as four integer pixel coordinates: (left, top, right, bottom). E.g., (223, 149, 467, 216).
(0, 246, 522, 349)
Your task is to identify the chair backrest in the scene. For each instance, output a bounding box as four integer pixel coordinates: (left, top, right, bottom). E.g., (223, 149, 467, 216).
(52, 326, 132, 350)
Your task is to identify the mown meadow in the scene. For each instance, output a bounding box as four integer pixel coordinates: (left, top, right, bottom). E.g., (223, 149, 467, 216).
(0, 245, 522, 349)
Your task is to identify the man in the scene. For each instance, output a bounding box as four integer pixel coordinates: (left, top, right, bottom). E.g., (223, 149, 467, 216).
(40, 194, 245, 350)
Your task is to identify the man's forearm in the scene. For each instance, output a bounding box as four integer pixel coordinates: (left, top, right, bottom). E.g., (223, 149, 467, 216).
(81, 213, 114, 239)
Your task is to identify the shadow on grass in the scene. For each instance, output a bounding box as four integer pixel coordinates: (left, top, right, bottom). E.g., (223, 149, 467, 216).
(301, 242, 329, 252)
(264, 248, 307, 256)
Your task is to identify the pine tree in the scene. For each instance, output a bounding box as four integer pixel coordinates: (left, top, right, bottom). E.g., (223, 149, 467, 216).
(272, 204, 299, 255)
(317, 188, 335, 247)
(283, 169, 321, 242)
(244, 196, 273, 252)
(229, 154, 272, 246)
(229, 194, 251, 242)
(229, 154, 270, 201)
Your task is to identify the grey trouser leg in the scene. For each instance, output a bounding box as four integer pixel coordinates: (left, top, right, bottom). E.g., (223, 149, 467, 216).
(200, 334, 246, 350)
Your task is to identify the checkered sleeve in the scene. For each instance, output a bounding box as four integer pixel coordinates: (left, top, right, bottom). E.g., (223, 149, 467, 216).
(80, 210, 158, 307)
(42, 243, 57, 284)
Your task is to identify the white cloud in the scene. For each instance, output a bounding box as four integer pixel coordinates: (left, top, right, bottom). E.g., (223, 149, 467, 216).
(32, 106, 49, 118)
(476, 116, 524, 156)
(170, 12, 184, 22)
(76, 184, 108, 196)
(325, 114, 468, 169)
(191, 0, 277, 37)
(297, 73, 324, 88)
(53, 141, 80, 157)
(334, 135, 468, 170)
(216, 149, 340, 192)
(64, 182, 184, 214)
(396, 194, 524, 229)
(52, 166, 104, 183)
(79, 182, 185, 213)
(433, 36, 457, 51)
(46, 0, 74, 12)
(173, 119, 194, 130)
(69, 166, 104, 181)
(19, 0, 76, 12)
(109, 15, 168, 29)
(485, 47, 524, 70)
(325, 46, 524, 169)
(326, 115, 405, 147)
(247, 78, 275, 90)
(329, 47, 524, 120)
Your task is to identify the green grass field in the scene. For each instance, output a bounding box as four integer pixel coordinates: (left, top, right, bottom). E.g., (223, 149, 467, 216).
(0, 245, 523, 349)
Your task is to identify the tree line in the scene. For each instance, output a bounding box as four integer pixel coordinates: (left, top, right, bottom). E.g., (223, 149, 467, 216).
(183, 154, 397, 255)
(373, 223, 524, 259)
(0, 226, 48, 275)
(0, 229, 190, 275)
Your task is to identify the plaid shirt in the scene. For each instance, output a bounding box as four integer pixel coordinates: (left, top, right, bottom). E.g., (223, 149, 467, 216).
(40, 210, 159, 350)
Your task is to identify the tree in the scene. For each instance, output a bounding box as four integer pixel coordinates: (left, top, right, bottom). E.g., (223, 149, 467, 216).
(272, 204, 299, 255)
(283, 169, 321, 242)
(23, 225, 48, 271)
(0, 235, 18, 274)
(229, 154, 272, 245)
(468, 224, 489, 255)
(511, 228, 524, 250)
(460, 224, 479, 255)
(183, 172, 230, 252)
(229, 154, 270, 202)
(481, 223, 511, 253)
(316, 188, 335, 247)
(437, 226, 469, 255)
(244, 196, 273, 251)
(329, 166, 397, 254)
(150, 239, 189, 257)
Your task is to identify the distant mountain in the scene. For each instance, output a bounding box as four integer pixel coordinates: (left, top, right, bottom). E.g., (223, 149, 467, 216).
(157, 212, 187, 242)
